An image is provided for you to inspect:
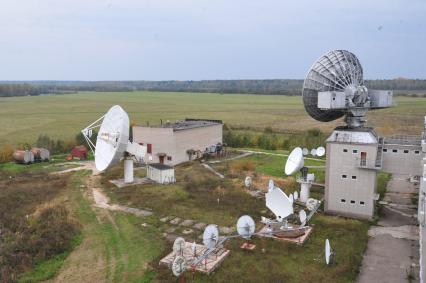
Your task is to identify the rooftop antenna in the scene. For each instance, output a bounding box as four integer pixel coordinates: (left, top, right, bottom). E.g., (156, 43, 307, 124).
(303, 50, 392, 128)
(82, 105, 146, 183)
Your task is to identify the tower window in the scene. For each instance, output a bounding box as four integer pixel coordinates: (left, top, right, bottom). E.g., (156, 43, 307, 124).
(341, 174, 347, 179)
(350, 200, 356, 204)
(404, 150, 409, 154)
(353, 149, 358, 154)
(415, 150, 420, 154)
(392, 149, 398, 153)
(341, 199, 346, 203)
(383, 148, 387, 152)
(343, 149, 348, 153)
(360, 201, 365, 206)
(352, 175, 357, 180)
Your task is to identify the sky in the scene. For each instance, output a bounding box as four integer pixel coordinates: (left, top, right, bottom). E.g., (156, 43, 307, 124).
(0, 0, 425, 80)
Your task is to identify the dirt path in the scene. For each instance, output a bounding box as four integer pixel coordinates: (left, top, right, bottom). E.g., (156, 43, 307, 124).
(357, 174, 420, 283)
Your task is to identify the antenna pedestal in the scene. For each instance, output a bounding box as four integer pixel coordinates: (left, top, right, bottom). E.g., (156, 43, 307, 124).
(299, 180, 312, 203)
(124, 158, 134, 183)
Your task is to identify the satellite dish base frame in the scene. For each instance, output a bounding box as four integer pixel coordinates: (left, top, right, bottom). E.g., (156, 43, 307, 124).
(297, 179, 312, 203)
(124, 157, 134, 183)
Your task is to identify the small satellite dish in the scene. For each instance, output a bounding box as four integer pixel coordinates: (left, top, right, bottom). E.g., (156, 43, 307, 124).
(306, 198, 319, 211)
(268, 179, 275, 192)
(285, 147, 304, 175)
(310, 148, 317, 156)
(172, 255, 187, 277)
(325, 239, 333, 265)
(294, 191, 299, 201)
(299, 210, 307, 224)
(302, 148, 309, 156)
(244, 176, 252, 188)
(289, 193, 294, 204)
(173, 237, 186, 255)
(203, 224, 219, 249)
(265, 187, 294, 220)
(237, 215, 256, 239)
(316, 146, 325, 157)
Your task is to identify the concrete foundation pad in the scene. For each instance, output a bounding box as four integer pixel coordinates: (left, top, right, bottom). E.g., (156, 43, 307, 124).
(368, 225, 419, 241)
(159, 241, 230, 274)
(257, 226, 313, 245)
(109, 177, 153, 188)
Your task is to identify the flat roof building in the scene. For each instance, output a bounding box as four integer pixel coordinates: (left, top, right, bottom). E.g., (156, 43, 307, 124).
(133, 119, 223, 166)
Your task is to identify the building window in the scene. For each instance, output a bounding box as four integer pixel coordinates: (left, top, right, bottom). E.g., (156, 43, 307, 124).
(353, 149, 358, 154)
(343, 149, 348, 153)
(350, 200, 356, 204)
(341, 199, 346, 203)
(383, 148, 387, 152)
(415, 150, 420, 154)
(167, 156, 172, 161)
(342, 174, 347, 179)
(360, 201, 365, 206)
(147, 143, 152, 154)
(392, 149, 398, 153)
(352, 175, 357, 180)
(404, 150, 409, 153)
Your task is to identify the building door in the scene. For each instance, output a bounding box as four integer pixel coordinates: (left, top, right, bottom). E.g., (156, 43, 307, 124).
(360, 152, 367, 166)
(159, 155, 164, 164)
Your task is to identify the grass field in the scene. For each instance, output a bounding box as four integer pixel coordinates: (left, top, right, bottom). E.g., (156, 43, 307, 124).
(1, 91, 425, 147)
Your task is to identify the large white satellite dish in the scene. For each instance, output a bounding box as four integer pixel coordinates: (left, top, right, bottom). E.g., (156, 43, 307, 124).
(265, 187, 294, 220)
(82, 105, 147, 183)
(316, 146, 325, 157)
(236, 215, 256, 239)
(172, 255, 187, 277)
(285, 147, 304, 175)
(203, 224, 219, 249)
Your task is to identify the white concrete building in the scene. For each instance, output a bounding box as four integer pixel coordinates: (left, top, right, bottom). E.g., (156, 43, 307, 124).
(147, 163, 175, 184)
(133, 119, 223, 166)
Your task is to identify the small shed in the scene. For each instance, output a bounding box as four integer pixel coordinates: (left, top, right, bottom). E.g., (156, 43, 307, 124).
(31, 147, 50, 162)
(147, 163, 175, 184)
(71, 145, 88, 160)
(13, 150, 34, 164)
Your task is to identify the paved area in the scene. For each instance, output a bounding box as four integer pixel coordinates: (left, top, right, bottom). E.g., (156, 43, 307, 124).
(357, 174, 420, 283)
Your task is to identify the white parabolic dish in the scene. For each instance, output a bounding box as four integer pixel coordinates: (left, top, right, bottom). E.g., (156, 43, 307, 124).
(203, 224, 219, 249)
(325, 239, 331, 265)
(316, 146, 325, 157)
(95, 105, 130, 171)
(237, 215, 256, 239)
(265, 187, 294, 219)
(285, 147, 304, 175)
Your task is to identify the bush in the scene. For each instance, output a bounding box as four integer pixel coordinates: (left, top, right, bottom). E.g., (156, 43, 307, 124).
(0, 144, 14, 163)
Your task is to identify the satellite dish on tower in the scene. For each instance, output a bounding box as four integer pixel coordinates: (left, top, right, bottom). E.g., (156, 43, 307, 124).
(203, 224, 219, 249)
(82, 105, 147, 183)
(236, 215, 256, 239)
(316, 146, 325, 157)
(285, 147, 304, 175)
(302, 50, 393, 128)
(172, 255, 187, 277)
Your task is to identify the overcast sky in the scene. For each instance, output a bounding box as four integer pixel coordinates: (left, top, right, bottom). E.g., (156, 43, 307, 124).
(1, 0, 425, 80)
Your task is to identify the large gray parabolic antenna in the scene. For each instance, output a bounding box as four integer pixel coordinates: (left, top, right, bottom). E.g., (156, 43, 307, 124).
(237, 215, 256, 239)
(302, 50, 393, 128)
(82, 105, 147, 183)
(203, 224, 219, 249)
(285, 147, 304, 176)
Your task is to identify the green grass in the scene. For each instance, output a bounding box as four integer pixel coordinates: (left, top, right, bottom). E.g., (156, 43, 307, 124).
(1, 92, 425, 147)
(18, 234, 83, 283)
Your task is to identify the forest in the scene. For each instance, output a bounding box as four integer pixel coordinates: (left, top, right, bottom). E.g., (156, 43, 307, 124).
(1, 79, 426, 97)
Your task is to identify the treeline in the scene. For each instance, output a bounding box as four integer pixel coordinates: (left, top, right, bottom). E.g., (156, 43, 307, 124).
(1, 79, 426, 97)
(223, 127, 327, 151)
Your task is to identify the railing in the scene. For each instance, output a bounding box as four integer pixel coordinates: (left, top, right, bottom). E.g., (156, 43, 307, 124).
(356, 158, 381, 170)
